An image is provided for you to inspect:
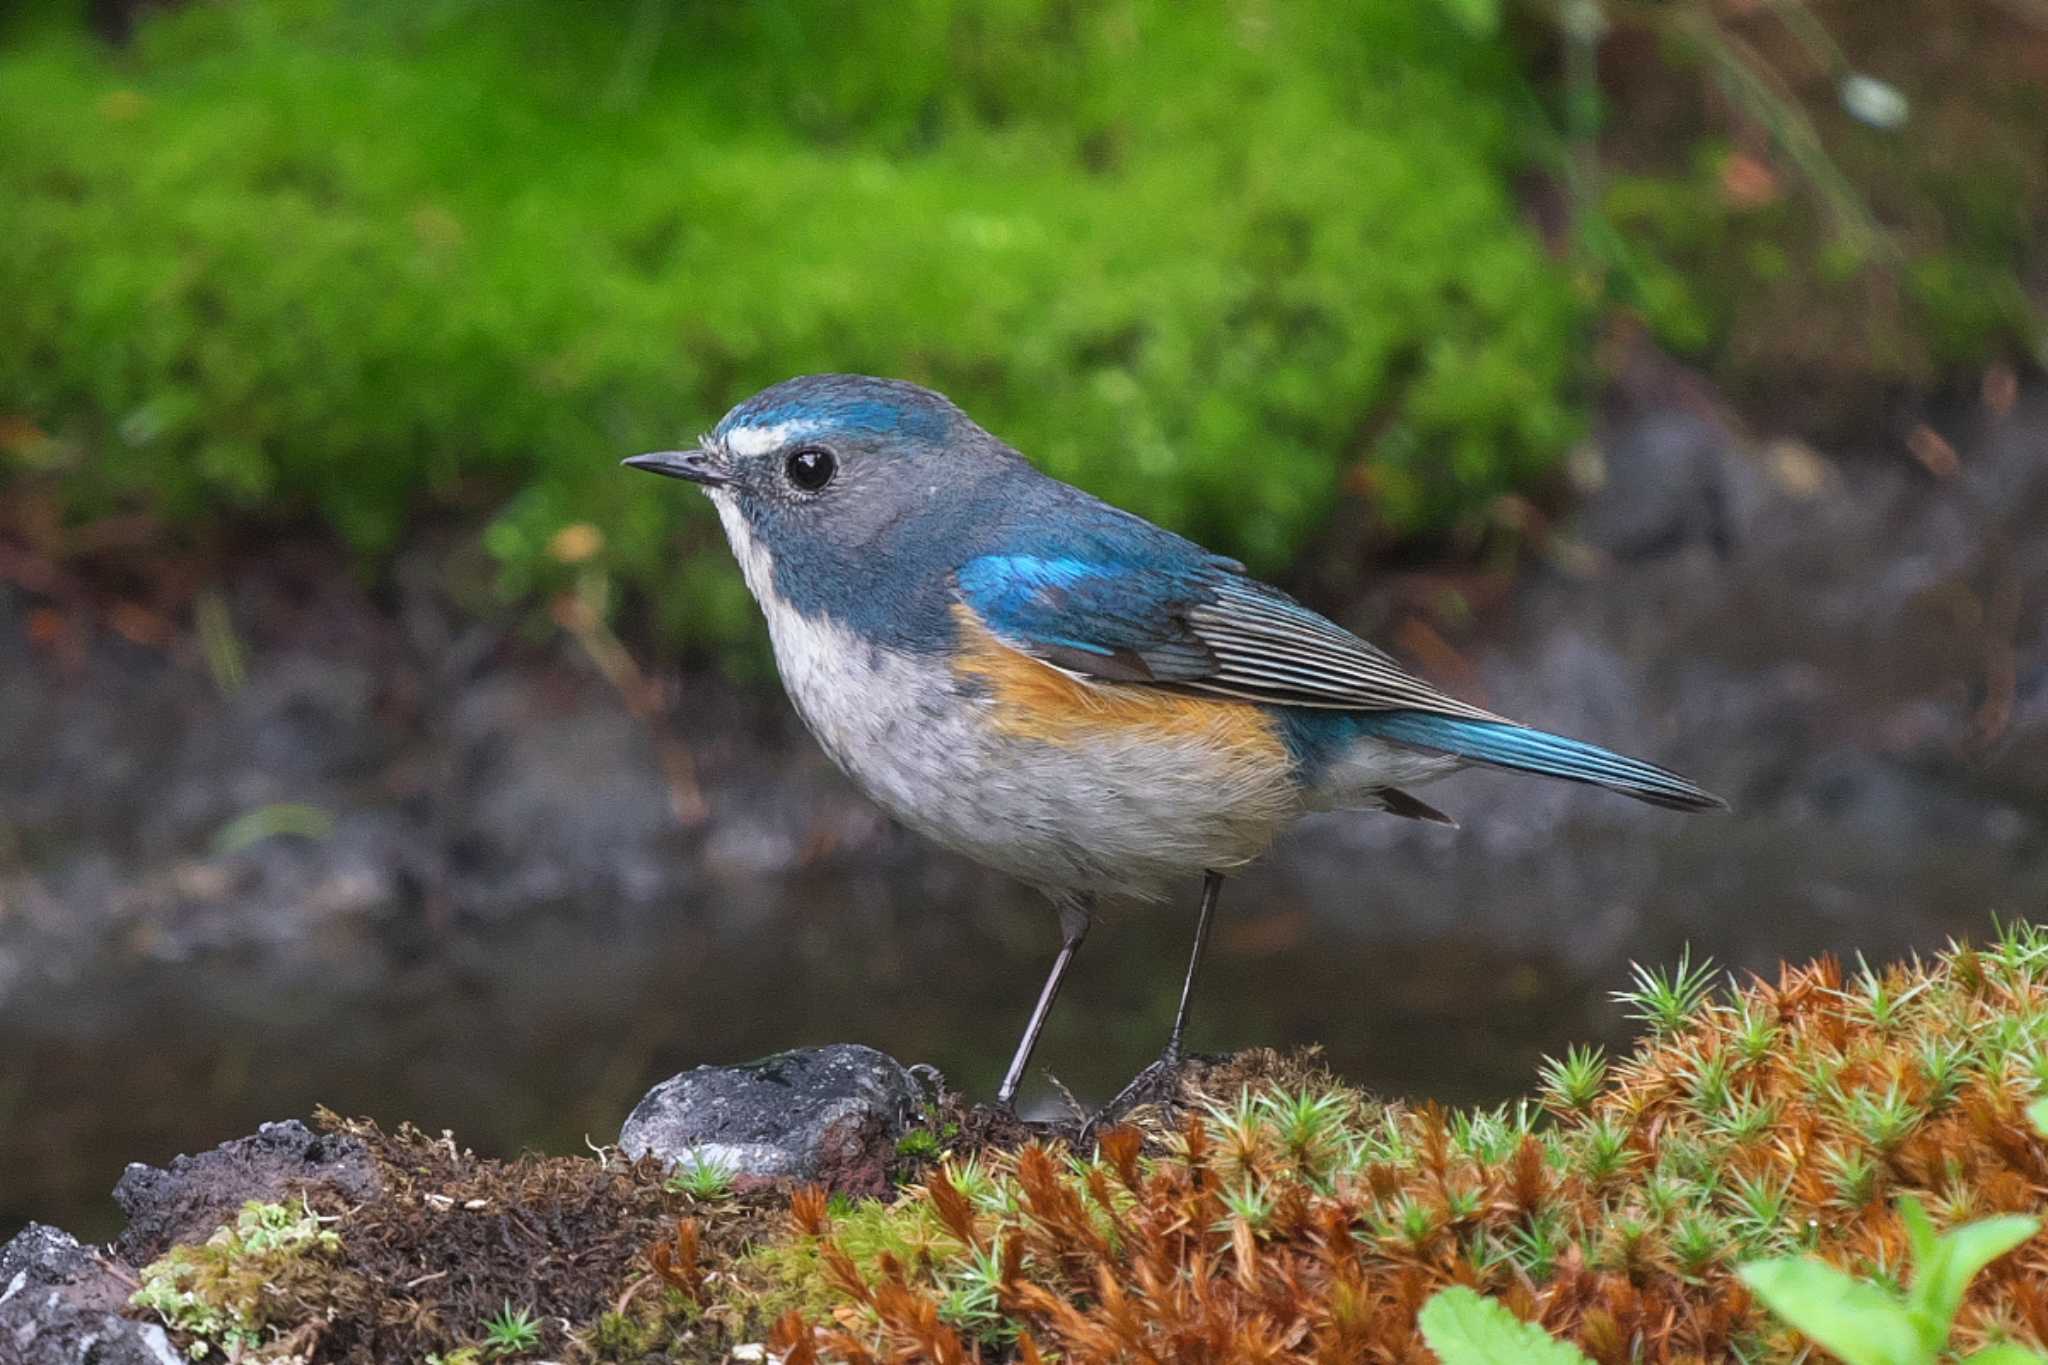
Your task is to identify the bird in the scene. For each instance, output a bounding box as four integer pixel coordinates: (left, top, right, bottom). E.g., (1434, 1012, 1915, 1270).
(625, 374, 1724, 1112)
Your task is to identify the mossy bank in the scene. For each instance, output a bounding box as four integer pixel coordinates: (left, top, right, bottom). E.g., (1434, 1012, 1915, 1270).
(4, 0, 2039, 660)
(12, 930, 2048, 1362)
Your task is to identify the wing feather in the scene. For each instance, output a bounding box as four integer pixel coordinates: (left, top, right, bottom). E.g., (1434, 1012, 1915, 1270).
(954, 550, 1498, 720)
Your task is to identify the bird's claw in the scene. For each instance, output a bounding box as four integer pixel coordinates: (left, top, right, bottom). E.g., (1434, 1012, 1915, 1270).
(1086, 1048, 1188, 1137)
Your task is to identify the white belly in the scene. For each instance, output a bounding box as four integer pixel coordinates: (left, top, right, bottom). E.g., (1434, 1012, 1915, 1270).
(769, 601, 1297, 899)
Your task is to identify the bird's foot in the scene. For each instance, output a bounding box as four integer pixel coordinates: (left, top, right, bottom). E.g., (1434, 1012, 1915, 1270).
(1087, 1047, 1188, 1135)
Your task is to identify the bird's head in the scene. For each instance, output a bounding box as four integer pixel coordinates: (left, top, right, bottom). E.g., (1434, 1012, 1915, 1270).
(625, 375, 1018, 588)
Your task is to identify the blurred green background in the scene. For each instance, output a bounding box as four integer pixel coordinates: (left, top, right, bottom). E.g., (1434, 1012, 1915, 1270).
(0, 0, 2041, 654)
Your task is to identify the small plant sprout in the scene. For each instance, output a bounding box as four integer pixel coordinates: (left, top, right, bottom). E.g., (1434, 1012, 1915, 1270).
(1352, 1108, 1414, 1165)
(663, 1147, 736, 1200)
(1443, 1181, 1486, 1225)
(1918, 1035, 1975, 1109)
(1368, 1191, 1440, 1252)
(1511, 1207, 1567, 1281)
(1682, 1045, 1735, 1114)
(1671, 1207, 1730, 1279)
(1981, 1013, 2040, 1074)
(1726, 1169, 1792, 1253)
(1651, 1128, 1716, 1184)
(1990, 919, 2048, 988)
(1204, 1088, 1269, 1181)
(1577, 1113, 1634, 1184)
(894, 1127, 944, 1160)
(1640, 1172, 1689, 1221)
(1795, 1040, 1848, 1102)
(1732, 994, 1781, 1064)
(1448, 1103, 1522, 1165)
(945, 1155, 1001, 1214)
(1840, 1080, 1921, 1152)
(1847, 952, 1932, 1031)
(1613, 946, 1717, 1037)
(1462, 1227, 1517, 1280)
(1822, 1144, 1882, 1210)
(1537, 1044, 1608, 1116)
(1704, 1089, 1780, 1145)
(936, 1239, 1017, 1342)
(1258, 1087, 1349, 1180)
(1217, 1177, 1277, 1234)
(1927, 1178, 1991, 1231)
(1739, 1195, 2044, 1365)
(481, 1302, 542, 1358)
(1596, 1209, 1659, 1277)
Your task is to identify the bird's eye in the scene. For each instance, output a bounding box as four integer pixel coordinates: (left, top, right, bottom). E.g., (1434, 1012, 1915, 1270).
(785, 447, 836, 492)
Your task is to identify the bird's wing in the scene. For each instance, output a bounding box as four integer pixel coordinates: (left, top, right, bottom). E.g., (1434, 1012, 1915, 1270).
(952, 543, 1501, 720)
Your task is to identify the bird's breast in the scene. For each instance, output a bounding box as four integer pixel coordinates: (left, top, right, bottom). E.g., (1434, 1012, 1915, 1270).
(753, 588, 967, 800)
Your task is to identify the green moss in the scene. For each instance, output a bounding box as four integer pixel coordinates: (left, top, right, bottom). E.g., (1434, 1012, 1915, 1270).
(736, 1186, 956, 1324)
(130, 1199, 341, 1359)
(0, 0, 1578, 653)
(894, 1128, 945, 1161)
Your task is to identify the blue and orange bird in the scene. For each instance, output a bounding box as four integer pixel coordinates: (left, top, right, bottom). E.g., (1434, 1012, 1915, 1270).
(626, 375, 1724, 1109)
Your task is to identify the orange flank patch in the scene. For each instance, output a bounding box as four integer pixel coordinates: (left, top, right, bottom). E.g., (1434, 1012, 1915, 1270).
(949, 605, 1287, 761)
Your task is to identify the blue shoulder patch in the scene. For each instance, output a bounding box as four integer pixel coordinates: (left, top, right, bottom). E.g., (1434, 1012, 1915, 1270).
(954, 547, 1218, 682)
(955, 556, 1120, 657)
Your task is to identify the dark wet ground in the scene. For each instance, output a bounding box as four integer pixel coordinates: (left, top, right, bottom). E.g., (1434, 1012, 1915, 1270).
(5, 379, 2045, 1241)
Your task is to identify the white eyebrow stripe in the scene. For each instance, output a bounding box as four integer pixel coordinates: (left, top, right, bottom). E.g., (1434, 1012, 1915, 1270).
(724, 420, 819, 458)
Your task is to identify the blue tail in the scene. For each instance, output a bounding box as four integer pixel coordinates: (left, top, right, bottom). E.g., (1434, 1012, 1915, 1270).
(1356, 712, 1725, 812)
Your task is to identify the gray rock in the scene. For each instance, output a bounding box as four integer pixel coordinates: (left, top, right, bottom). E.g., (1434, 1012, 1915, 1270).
(0, 1223, 182, 1365)
(1, 1223, 96, 1292)
(113, 1119, 381, 1264)
(620, 1044, 920, 1194)
(1573, 410, 1753, 559)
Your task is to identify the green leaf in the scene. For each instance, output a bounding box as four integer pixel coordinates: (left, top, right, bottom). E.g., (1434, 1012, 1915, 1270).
(1960, 1346, 2048, 1365)
(1905, 1210, 2039, 1350)
(1900, 1194, 1939, 1267)
(1417, 1287, 1594, 1365)
(1736, 1259, 1921, 1365)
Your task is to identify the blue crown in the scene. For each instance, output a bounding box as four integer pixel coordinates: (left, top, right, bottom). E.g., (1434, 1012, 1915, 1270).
(716, 374, 961, 447)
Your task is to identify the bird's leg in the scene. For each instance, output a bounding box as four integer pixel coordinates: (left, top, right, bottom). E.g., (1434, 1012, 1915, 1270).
(1161, 868, 1224, 1069)
(1097, 870, 1225, 1124)
(995, 897, 1091, 1111)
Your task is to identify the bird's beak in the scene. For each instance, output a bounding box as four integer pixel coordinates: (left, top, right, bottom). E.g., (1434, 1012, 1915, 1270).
(622, 448, 730, 487)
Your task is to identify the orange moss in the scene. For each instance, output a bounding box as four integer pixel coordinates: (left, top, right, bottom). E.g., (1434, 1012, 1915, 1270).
(765, 932, 2048, 1363)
